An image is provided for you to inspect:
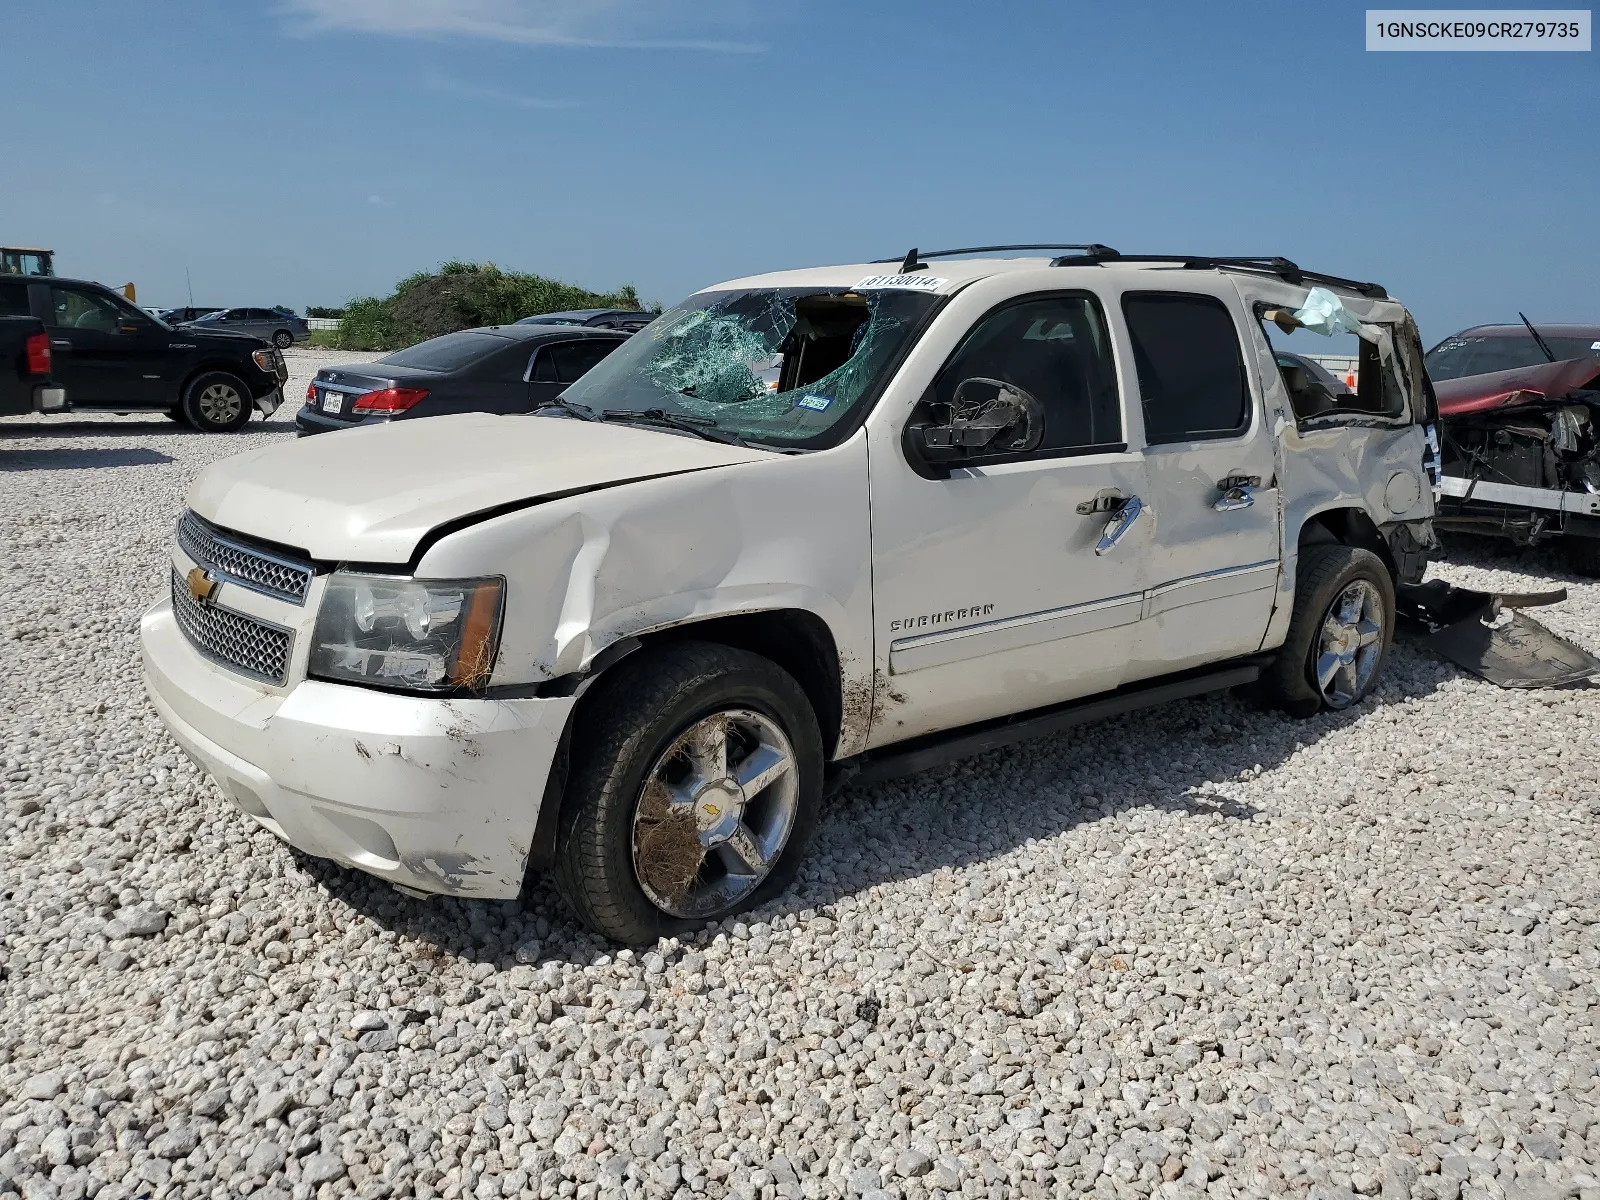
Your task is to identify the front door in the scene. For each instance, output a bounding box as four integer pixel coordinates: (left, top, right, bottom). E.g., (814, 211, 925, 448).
(41, 284, 166, 407)
(868, 292, 1151, 746)
(1119, 286, 1281, 678)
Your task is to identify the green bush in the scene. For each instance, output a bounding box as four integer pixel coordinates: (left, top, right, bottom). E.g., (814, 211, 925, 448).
(305, 305, 345, 319)
(331, 263, 643, 352)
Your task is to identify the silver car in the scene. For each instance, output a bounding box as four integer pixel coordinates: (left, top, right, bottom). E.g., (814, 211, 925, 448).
(182, 307, 309, 348)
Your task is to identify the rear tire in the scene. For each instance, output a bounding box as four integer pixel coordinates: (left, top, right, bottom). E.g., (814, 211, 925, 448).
(271, 330, 293, 349)
(1563, 538, 1600, 578)
(553, 642, 824, 944)
(1260, 544, 1395, 717)
(181, 372, 252, 433)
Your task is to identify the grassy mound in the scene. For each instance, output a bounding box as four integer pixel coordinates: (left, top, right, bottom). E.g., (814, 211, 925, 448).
(336, 261, 642, 351)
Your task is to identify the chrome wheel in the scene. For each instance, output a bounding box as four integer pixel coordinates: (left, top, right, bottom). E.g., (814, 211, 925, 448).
(196, 382, 244, 424)
(1315, 579, 1384, 709)
(631, 708, 799, 919)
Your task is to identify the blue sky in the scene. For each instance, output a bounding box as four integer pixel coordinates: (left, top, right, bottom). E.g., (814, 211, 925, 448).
(3, 1, 1594, 342)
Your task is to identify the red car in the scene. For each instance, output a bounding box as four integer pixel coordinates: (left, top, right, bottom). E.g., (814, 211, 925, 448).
(1429, 322, 1600, 575)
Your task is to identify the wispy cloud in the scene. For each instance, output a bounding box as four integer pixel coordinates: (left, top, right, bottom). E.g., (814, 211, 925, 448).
(280, 0, 766, 53)
(423, 70, 577, 110)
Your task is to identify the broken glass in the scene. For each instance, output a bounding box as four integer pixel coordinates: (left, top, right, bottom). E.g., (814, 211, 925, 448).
(559, 287, 943, 449)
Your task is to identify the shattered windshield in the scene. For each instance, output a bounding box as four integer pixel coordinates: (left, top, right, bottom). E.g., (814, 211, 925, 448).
(557, 286, 943, 448)
(1426, 334, 1600, 381)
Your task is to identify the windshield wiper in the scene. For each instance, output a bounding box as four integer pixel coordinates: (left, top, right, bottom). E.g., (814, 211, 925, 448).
(1519, 311, 1558, 363)
(601, 408, 751, 448)
(533, 396, 599, 421)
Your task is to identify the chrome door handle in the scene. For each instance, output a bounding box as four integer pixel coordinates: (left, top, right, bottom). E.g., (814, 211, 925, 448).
(51, 339, 71, 347)
(1213, 485, 1256, 511)
(1095, 494, 1144, 556)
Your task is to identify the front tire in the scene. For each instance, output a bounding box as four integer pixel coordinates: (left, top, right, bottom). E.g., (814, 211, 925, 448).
(1260, 544, 1395, 717)
(272, 330, 293, 349)
(181, 372, 252, 433)
(553, 642, 824, 944)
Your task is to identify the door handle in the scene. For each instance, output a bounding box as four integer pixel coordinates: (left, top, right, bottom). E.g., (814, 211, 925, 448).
(51, 339, 71, 347)
(1094, 494, 1144, 556)
(1213, 485, 1257, 511)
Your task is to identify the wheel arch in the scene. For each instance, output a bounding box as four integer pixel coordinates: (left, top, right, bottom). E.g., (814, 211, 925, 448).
(522, 608, 844, 878)
(177, 361, 253, 403)
(1294, 505, 1398, 579)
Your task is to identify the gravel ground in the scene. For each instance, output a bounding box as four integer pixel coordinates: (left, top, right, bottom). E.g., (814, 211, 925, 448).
(2, 368, 1599, 1200)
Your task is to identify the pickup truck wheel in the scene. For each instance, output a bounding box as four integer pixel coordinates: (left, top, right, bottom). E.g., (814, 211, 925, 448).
(1563, 538, 1600, 578)
(554, 642, 824, 944)
(181, 372, 252, 433)
(1260, 544, 1394, 717)
(272, 330, 293, 349)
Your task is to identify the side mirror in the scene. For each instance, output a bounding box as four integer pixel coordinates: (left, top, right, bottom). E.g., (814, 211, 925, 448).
(917, 377, 1043, 455)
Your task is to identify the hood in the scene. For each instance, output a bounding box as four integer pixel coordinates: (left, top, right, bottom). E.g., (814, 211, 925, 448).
(1436, 357, 1600, 417)
(173, 325, 268, 347)
(187, 413, 771, 563)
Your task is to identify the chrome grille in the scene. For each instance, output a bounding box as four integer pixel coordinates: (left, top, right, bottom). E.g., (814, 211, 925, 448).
(170, 569, 294, 685)
(177, 511, 313, 604)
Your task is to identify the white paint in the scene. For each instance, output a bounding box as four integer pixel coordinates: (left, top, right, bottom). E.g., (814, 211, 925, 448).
(145, 253, 1438, 902)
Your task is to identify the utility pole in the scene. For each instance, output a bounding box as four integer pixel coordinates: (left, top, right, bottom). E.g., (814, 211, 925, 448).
(186, 267, 194, 306)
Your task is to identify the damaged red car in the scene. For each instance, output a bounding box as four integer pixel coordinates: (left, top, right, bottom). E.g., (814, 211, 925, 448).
(1429, 322, 1600, 574)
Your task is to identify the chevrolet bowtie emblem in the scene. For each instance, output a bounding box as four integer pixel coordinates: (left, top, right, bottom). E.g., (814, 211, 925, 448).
(186, 566, 219, 603)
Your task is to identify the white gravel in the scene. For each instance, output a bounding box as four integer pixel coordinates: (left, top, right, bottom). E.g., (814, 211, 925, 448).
(3, 372, 1599, 1200)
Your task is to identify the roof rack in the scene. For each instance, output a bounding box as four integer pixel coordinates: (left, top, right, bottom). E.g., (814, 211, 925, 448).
(874, 245, 1120, 273)
(871, 245, 1388, 298)
(1049, 249, 1387, 299)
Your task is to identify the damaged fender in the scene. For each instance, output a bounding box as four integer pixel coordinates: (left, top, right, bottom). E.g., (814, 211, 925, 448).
(414, 435, 878, 757)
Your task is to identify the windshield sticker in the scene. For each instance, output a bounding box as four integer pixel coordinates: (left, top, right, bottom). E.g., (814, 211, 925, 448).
(852, 273, 947, 293)
(796, 393, 833, 412)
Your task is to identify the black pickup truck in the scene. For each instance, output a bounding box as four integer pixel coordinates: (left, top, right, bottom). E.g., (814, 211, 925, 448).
(0, 275, 288, 432)
(0, 315, 67, 418)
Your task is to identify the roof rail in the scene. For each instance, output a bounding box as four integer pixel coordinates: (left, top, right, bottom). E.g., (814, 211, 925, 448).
(1050, 250, 1387, 299)
(873, 244, 1121, 270)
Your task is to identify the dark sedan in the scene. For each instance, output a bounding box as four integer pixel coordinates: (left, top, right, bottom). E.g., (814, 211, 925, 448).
(295, 324, 629, 435)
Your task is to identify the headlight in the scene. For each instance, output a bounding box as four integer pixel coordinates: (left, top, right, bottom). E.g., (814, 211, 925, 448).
(309, 573, 504, 692)
(252, 349, 275, 372)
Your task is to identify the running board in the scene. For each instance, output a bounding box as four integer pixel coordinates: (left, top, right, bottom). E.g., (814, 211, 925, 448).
(829, 658, 1268, 793)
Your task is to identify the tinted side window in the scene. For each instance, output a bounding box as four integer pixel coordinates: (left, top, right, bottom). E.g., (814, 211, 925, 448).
(1122, 293, 1249, 444)
(529, 348, 559, 383)
(550, 339, 622, 384)
(0, 282, 29, 317)
(48, 287, 121, 333)
(933, 295, 1122, 452)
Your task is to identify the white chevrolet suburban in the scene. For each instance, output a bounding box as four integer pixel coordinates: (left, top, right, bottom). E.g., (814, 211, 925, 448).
(141, 247, 1439, 943)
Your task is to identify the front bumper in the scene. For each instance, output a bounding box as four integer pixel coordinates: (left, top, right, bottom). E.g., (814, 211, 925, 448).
(141, 597, 575, 898)
(253, 387, 284, 418)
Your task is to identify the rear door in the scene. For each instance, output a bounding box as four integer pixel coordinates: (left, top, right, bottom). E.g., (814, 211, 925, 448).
(1120, 286, 1281, 678)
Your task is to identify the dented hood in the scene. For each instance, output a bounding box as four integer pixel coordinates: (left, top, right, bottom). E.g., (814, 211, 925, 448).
(1436, 357, 1600, 417)
(187, 413, 770, 562)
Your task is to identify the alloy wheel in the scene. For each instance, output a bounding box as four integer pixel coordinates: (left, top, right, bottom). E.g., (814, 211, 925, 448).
(630, 708, 799, 919)
(1315, 579, 1384, 708)
(197, 382, 244, 425)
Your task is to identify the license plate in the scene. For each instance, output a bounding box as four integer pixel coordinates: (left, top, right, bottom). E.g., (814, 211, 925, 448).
(321, 390, 344, 414)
